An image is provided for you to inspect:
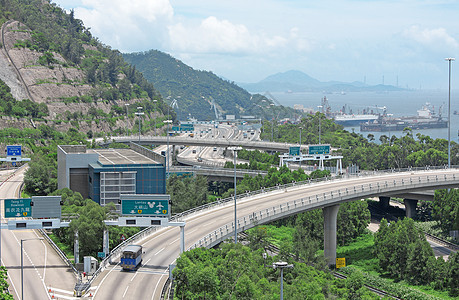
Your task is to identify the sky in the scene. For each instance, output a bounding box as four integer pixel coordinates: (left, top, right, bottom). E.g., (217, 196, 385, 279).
(52, 0, 459, 90)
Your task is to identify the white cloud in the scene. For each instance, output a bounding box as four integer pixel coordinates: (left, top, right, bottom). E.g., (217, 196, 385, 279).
(402, 25, 459, 51)
(73, 0, 174, 51)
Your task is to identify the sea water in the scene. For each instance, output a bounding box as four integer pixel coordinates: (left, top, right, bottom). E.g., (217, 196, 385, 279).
(271, 90, 459, 143)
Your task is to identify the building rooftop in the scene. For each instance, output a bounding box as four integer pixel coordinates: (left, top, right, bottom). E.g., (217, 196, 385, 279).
(87, 148, 160, 165)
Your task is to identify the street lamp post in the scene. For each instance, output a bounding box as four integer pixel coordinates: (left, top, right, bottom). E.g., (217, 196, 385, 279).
(229, 146, 242, 243)
(299, 126, 303, 169)
(445, 58, 455, 168)
(270, 103, 275, 142)
(164, 120, 173, 179)
(125, 103, 130, 136)
(273, 262, 294, 300)
(317, 106, 323, 144)
(21, 238, 44, 300)
(135, 107, 144, 143)
(153, 100, 157, 135)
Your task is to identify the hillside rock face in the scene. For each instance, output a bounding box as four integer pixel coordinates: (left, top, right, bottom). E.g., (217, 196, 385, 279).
(0, 20, 143, 135)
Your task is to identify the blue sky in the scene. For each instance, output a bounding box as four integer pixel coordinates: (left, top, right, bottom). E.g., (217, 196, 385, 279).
(52, 0, 459, 89)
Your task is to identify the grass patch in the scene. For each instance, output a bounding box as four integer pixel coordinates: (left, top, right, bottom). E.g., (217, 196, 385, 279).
(336, 231, 380, 274)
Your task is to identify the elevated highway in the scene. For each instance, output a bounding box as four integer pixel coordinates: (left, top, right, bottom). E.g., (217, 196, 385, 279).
(91, 167, 459, 300)
(97, 135, 306, 153)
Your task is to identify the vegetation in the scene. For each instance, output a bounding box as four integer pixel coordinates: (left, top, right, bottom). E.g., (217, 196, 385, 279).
(173, 243, 379, 300)
(224, 149, 280, 171)
(0, 79, 48, 118)
(431, 189, 459, 234)
(123, 50, 300, 121)
(0, 267, 13, 299)
(374, 218, 459, 296)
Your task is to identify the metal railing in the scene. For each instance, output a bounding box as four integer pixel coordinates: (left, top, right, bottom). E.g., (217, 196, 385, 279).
(188, 170, 459, 250)
(87, 166, 459, 284)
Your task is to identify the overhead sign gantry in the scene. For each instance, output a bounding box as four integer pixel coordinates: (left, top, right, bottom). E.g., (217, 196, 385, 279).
(279, 144, 343, 174)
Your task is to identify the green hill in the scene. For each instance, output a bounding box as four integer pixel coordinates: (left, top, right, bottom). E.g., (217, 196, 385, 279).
(123, 50, 281, 121)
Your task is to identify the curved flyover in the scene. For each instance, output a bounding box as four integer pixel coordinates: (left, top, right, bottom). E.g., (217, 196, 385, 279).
(91, 168, 458, 300)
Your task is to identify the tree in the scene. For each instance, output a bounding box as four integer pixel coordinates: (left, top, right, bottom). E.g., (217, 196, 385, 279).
(432, 189, 459, 233)
(0, 266, 13, 299)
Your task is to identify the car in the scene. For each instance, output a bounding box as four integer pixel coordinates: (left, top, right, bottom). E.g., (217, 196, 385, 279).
(213, 147, 217, 151)
(197, 157, 203, 162)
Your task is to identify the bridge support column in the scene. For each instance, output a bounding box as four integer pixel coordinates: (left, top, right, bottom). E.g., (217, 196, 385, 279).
(379, 196, 390, 209)
(403, 199, 418, 219)
(323, 204, 340, 266)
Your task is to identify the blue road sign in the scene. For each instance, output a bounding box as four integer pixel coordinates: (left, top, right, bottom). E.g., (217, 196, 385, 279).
(4, 198, 32, 218)
(6, 145, 22, 156)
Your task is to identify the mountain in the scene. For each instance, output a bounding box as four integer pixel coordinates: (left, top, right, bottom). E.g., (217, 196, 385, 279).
(123, 50, 261, 120)
(0, 0, 169, 137)
(239, 70, 404, 93)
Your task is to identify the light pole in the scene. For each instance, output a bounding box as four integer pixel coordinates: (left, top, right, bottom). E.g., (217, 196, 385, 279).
(125, 103, 130, 136)
(229, 146, 242, 244)
(299, 126, 303, 169)
(317, 105, 323, 144)
(445, 58, 455, 168)
(153, 100, 157, 135)
(164, 119, 173, 179)
(135, 107, 144, 143)
(21, 238, 44, 300)
(270, 103, 275, 142)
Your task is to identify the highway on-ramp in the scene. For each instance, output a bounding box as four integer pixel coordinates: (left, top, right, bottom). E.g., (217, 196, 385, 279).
(91, 168, 459, 299)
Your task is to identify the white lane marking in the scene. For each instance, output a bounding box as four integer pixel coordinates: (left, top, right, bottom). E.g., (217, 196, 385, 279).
(130, 271, 139, 282)
(155, 247, 165, 255)
(187, 228, 197, 235)
(92, 262, 120, 298)
(3, 256, 20, 300)
(203, 221, 214, 227)
(122, 286, 129, 298)
(169, 237, 180, 245)
(143, 228, 176, 246)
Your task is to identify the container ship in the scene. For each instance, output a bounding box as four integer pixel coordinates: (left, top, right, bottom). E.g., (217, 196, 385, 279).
(360, 103, 447, 132)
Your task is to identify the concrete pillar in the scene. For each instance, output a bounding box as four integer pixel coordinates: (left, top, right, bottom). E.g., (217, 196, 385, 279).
(404, 199, 418, 219)
(379, 196, 390, 209)
(323, 204, 340, 266)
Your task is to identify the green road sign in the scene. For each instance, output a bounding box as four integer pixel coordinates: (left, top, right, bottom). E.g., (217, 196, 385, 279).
(4, 198, 32, 218)
(308, 144, 330, 155)
(289, 146, 300, 156)
(121, 194, 170, 217)
(98, 252, 106, 258)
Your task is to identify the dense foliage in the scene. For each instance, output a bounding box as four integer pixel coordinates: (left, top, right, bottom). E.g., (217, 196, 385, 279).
(167, 174, 210, 213)
(173, 243, 378, 300)
(0, 267, 13, 300)
(432, 189, 459, 234)
(374, 218, 459, 296)
(0, 79, 48, 118)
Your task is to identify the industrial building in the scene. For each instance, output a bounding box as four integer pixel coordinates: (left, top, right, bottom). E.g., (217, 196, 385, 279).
(57, 143, 166, 209)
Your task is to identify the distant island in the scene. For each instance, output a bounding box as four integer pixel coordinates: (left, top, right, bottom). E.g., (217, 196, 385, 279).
(238, 70, 404, 93)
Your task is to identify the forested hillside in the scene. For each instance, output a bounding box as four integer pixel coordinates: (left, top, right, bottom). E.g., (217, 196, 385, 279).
(0, 0, 172, 136)
(123, 50, 297, 120)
